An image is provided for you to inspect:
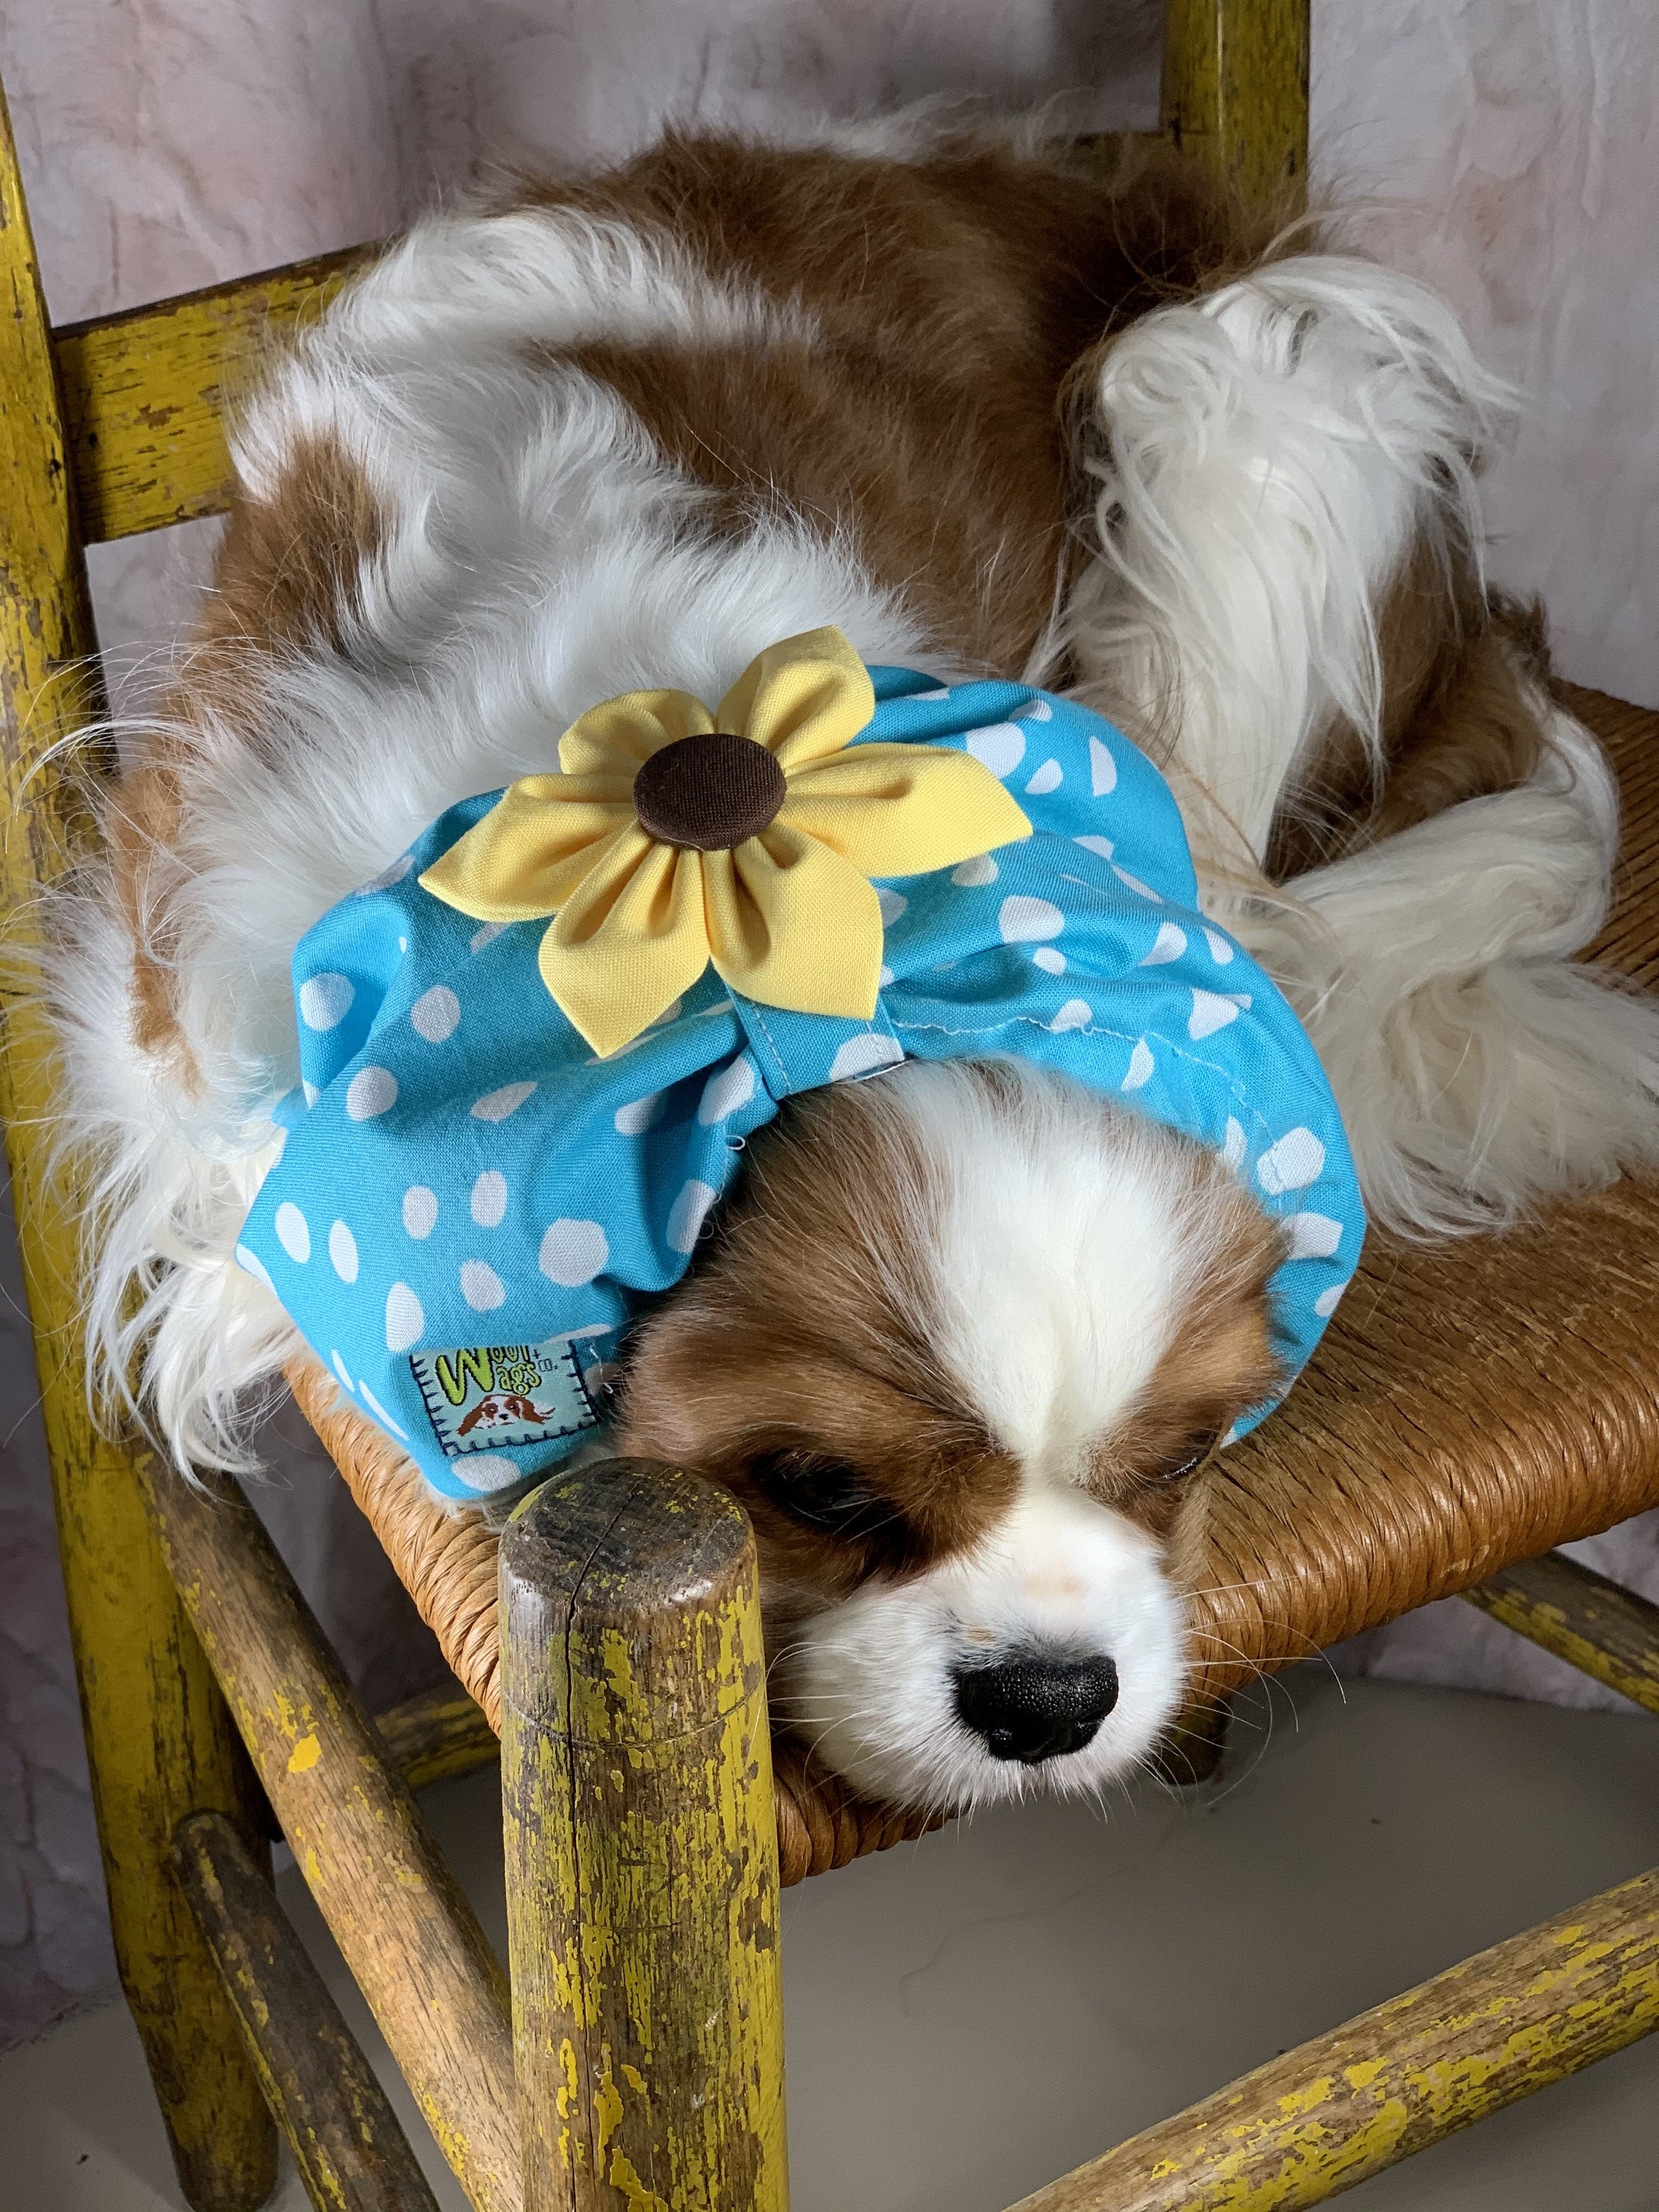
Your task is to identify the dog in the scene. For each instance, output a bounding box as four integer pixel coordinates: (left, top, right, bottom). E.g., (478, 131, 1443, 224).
(48, 113, 1659, 1817)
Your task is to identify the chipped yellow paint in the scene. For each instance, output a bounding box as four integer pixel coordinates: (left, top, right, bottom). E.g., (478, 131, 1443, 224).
(1007, 1865, 1659, 2210)
(607, 2149, 670, 2211)
(0, 72, 277, 2210)
(52, 243, 366, 544)
(287, 1732, 322, 1774)
(1463, 1553, 1659, 1716)
(502, 1468, 788, 2210)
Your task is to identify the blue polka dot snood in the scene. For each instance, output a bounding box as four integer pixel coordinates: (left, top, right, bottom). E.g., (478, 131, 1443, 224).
(236, 667, 1366, 1501)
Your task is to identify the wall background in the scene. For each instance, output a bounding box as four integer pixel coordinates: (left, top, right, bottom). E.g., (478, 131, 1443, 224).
(2, 0, 1655, 2050)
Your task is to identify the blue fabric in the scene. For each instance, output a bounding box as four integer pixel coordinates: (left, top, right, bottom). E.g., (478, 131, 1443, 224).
(237, 668, 1365, 1497)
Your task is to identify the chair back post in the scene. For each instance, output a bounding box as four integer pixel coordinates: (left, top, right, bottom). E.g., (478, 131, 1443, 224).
(0, 76, 277, 2212)
(500, 1460, 789, 2212)
(1161, 0, 1311, 205)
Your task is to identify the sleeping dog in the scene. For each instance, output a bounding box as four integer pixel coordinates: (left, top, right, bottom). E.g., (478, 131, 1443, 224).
(52, 116, 1659, 1814)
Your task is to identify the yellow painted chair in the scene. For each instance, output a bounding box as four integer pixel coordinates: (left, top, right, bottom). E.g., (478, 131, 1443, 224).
(4, 6, 1658, 2208)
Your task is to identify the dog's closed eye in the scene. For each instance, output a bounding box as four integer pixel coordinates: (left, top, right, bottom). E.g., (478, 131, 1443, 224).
(1141, 1429, 1222, 1487)
(752, 1449, 883, 1530)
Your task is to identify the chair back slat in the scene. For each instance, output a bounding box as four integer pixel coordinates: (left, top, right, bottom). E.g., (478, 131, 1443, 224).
(1162, 0, 1310, 202)
(53, 246, 367, 546)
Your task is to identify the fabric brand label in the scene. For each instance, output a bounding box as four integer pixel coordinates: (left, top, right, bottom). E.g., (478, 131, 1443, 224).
(409, 1337, 607, 1458)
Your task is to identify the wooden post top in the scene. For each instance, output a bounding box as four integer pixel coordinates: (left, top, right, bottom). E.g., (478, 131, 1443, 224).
(502, 1457, 762, 1737)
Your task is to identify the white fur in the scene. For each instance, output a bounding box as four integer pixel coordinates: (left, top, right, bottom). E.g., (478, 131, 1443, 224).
(1069, 254, 1513, 857)
(880, 1059, 1217, 1473)
(1069, 254, 1659, 1234)
(776, 1485, 1185, 1812)
(44, 131, 1659, 1812)
(766, 1059, 1217, 1811)
(51, 202, 930, 1474)
(1244, 704, 1659, 1233)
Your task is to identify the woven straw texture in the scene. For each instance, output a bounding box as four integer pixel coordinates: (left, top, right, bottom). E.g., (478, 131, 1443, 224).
(290, 684, 1659, 1884)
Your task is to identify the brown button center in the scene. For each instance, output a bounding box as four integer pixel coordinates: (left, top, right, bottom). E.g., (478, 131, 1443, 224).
(631, 733, 788, 851)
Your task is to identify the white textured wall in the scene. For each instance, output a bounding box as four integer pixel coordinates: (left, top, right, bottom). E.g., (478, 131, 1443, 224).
(1, 0, 1654, 2050)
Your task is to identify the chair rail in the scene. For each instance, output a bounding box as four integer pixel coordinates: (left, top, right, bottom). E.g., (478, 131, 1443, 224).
(54, 245, 367, 544)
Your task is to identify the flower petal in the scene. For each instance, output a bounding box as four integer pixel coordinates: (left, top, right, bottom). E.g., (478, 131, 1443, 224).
(421, 785, 637, 922)
(557, 688, 715, 779)
(778, 743, 1031, 877)
(538, 836, 713, 1055)
(704, 824, 883, 1021)
(716, 627, 875, 774)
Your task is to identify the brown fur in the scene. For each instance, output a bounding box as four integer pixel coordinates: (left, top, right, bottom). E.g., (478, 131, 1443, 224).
(618, 1067, 1285, 1609)
(526, 134, 1286, 676)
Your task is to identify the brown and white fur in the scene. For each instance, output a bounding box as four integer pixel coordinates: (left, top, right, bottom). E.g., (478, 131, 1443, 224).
(47, 114, 1659, 1815)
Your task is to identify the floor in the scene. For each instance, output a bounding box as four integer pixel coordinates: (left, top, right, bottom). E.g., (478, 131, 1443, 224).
(5, 1670, 1658, 2212)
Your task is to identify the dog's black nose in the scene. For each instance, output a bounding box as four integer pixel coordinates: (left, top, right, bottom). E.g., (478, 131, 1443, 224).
(953, 1653, 1119, 1764)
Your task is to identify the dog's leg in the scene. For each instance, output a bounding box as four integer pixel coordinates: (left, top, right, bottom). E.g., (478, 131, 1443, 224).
(1246, 694, 1659, 1234)
(1064, 253, 1659, 1230)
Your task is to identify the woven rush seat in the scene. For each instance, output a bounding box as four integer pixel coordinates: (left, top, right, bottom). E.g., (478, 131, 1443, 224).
(289, 683, 1659, 1885)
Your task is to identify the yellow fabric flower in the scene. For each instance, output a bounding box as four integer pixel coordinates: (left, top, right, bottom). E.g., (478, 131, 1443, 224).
(419, 627, 1032, 1055)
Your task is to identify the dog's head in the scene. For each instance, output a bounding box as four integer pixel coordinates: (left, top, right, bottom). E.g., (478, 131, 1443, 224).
(616, 1057, 1283, 1812)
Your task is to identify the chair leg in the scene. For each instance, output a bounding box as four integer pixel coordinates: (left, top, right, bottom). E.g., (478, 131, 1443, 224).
(500, 1459, 789, 2212)
(1006, 1862, 1659, 2211)
(1463, 1550, 1659, 1714)
(55, 1439, 281, 2211)
(0, 78, 278, 2210)
(1161, 0, 1311, 204)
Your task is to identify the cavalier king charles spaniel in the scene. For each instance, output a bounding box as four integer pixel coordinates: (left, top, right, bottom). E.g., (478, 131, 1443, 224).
(50, 113, 1659, 1816)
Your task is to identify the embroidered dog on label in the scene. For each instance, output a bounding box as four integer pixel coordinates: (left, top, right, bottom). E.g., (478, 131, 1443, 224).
(410, 1340, 604, 1458)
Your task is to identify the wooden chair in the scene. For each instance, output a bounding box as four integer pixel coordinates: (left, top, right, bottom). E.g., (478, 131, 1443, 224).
(4, 5, 1658, 2207)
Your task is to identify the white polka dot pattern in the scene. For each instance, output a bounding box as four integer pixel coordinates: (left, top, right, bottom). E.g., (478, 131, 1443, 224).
(966, 724, 1025, 776)
(403, 1186, 438, 1238)
(453, 1454, 527, 1493)
(460, 1260, 506, 1311)
(829, 1033, 904, 1083)
(385, 1282, 423, 1351)
(999, 895, 1064, 944)
(698, 1057, 756, 1125)
(952, 853, 998, 887)
(1257, 1128, 1326, 1195)
(299, 972, 354, 1031)
(1189, 989, 1249, 1041)
(274, 1203, 311, 1262)
(253, 665, 1364, 1502)
(666, 1179, 719, 1254)
(539, 1218, 609, 1286)
(346, 1067, 398, 1120)
(1286, 1213, 1344, 1261)
(1141, 922, 1187, 966)
(410, 985, 461, 1043)
(470, 1170, 508, 1226)
(471, 1081, 536, 1123)
(614, 1091, 665, 1136)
